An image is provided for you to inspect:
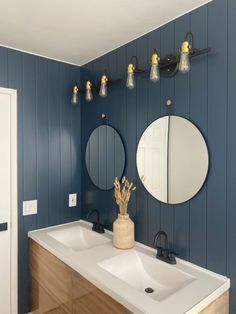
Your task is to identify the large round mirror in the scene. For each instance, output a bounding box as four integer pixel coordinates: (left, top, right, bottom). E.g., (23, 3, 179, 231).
(86, 125, 125, 190)
(137, 116, 209, 204)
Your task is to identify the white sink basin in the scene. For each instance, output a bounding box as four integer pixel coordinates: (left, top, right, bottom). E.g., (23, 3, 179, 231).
(48, 225, 110, 251)
(98, 250, 195, 301)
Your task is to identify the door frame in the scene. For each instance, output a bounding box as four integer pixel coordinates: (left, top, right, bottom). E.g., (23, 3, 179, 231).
(0, 87, 18, 313)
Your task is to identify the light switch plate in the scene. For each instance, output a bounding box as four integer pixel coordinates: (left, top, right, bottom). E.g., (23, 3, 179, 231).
(23, 200, 37, 216)
(69, 193, 77, 207)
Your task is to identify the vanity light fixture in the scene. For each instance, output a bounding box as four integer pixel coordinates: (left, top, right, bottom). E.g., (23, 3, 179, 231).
(71, 84, 79, 105)
(85, 81, 93, 102)
(70, 32, 210, 105)
(150, 49, 160, 83)
(99, 75, 108, 98)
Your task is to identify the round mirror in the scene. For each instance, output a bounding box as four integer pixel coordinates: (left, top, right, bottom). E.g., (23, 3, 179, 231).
(86, 125, 125, 190)
(136, 116, 209, 204)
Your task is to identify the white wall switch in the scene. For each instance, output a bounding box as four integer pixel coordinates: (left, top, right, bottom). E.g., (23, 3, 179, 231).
(69, 193, 77, 207)
(23, 200, 37, 216)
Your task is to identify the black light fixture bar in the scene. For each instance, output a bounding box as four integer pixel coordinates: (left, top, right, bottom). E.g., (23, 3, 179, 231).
(72, 32, 211, 104)
(78, 78, 123, 94)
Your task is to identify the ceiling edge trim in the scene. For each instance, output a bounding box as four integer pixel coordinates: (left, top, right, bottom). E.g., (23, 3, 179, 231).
(0, 43, 81, 67)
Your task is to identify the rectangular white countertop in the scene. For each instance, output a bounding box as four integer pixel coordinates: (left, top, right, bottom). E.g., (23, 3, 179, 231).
(28, 220, 230, 314)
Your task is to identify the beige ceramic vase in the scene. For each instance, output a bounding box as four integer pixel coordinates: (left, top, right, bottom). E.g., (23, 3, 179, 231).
(113, 213, 134, 249)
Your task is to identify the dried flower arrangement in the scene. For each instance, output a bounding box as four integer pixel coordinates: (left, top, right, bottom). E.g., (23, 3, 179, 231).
(114, 176, 136, 215)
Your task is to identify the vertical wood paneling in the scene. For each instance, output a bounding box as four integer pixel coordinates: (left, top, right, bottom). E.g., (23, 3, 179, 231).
(160, 23, 175, 250)
(147, 29, 162, 247)
(108, 48, 127, 227)
(70, 65, 81, 221)
(22, 53, 37, 313)
(23, 54, 37, 201)
(189, 5, 208, 268)
(227, 0, 236, 312)
(207, 0, 227, 275)
(173, 14, 190, 260)
(92, 56, 111, 225)
(48, 60, 61, 225)
(125, 41, 138, 225)
(81, 62, 98, 220)
(36, 57, 49, 228)
(59, 63, 72, 223)
(136, 35, 149, 244)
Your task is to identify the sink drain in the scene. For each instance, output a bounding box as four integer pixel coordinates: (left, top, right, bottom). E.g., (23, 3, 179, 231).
(145, 287, 154, 294)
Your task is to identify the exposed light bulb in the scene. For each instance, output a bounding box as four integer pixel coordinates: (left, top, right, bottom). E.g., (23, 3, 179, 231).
(150, 51, 160, 83)
(179, 40, 191, 74)
(71, 85, 79, 105)
(126, 63, 135, 89)
(179, 53, 190, 74)
(99, 75, 108, 98)
(85, 81, 93, 102)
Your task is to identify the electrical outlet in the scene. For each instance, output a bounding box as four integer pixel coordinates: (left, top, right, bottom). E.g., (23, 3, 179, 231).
(69, 193, 77, 207)
(23, 200, 37, 216)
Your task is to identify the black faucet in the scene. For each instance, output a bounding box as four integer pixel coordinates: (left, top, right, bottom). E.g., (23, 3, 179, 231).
(86, 209, 105, 234)
(153, 230, 176, 265)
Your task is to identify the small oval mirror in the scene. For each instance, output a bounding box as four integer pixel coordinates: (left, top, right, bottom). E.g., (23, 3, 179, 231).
(136, 116, 209, 204)
(86, 125, 125, 190)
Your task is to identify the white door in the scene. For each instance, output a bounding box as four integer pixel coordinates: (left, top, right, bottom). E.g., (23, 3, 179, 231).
(0, 88, 17, 314)
(137, 116, 169, 202)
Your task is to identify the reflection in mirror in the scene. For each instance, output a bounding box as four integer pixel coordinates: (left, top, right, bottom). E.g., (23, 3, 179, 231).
(137, 116, 209, 204)
(86, 125, 125, 190)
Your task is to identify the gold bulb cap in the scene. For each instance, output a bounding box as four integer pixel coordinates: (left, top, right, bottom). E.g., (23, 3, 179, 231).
(127, 63, 135, 74)
(181, 41, 191, 54)
(151, 53, 160, 66)
(73, 85, 79, 94)
(101, 75, 108, 84)
(86, 81, 92, 89)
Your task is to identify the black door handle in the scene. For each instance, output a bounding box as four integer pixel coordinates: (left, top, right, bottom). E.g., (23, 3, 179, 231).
(0, 223, 8, 232)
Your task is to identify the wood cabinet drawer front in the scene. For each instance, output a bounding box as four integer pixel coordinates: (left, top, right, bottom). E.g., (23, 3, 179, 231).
(30, 240, 72, 313)
(72, 271, 131, 314)
(30, 240, 131, 314)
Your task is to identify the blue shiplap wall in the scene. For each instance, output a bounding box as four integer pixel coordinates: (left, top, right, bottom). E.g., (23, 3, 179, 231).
(0, 47, 81, 313)
(81, 0, 236, 311)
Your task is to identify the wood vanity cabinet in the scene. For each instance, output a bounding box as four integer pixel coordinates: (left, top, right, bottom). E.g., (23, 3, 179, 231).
(30, 239, 229, 314)
(199, 290, 229, 314)
(30, 239, 131, 314)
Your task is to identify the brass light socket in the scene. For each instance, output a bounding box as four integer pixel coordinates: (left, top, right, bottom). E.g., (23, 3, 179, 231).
(73, 85, 79, 94)
(151, 53, 160, 66)
(127, 63, 135, 74)
(101, 75, 108, 84)
(181, 41, 191, 54)
(86, 81, 92, 89)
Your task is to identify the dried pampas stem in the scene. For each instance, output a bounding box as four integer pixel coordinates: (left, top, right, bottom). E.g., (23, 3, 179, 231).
(114, 176, 136, 215)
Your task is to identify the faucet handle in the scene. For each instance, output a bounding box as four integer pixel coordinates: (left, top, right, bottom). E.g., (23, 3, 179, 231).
(92, 221, 105, 234)
(162, 249, 169, 258)
(168, 252, 176, 264)
(156, 246, 162, 257)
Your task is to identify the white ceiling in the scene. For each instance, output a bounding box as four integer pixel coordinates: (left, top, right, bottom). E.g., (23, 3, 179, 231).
(0, 0, 212, 66)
